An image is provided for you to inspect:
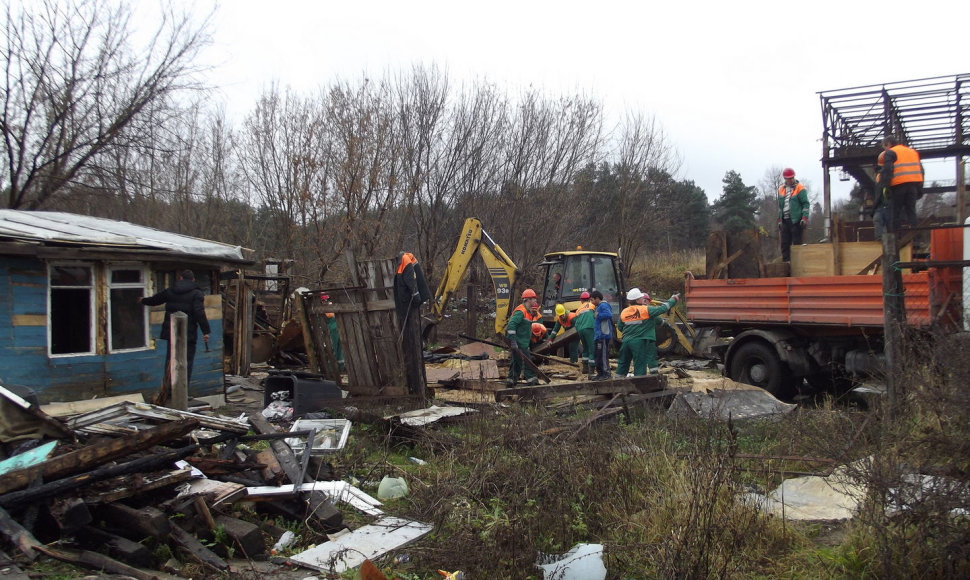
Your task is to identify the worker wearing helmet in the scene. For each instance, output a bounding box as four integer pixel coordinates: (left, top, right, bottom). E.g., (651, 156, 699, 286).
(573, 291, 596, 375)
(616, 288, 679, 376)
(530, 322, 547, 345)
(878, 135, 924, 232)
(505, 288, 542, 386)
(549, 304, 579, 364)
(778, 167, 809, 262)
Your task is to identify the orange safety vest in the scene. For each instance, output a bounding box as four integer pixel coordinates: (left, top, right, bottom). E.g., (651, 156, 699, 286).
(396, 252, 417, 274)
(777, 182, 806, 199)
(576, 301, 594, 314)
(620, 304, 651, 325)
(556, 311, 578, 328)
(512, 303, 542, 323)
(889, 145, 923, 186)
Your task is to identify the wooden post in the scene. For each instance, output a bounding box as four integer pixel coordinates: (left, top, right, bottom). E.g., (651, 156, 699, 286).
(170, 312, 188, 411)
(465, 283, 477, 337)
(881, 229, 906, 412)
(293, 292, 321, 374)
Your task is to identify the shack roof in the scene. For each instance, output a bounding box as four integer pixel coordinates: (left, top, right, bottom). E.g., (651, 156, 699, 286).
(0, 210, 253, 265)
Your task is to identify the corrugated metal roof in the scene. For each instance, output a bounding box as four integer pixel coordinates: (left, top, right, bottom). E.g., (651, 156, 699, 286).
(0, 210, 252, 264)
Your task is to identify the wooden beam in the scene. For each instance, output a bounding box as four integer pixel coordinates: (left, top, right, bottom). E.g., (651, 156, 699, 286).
(0, 419, 198, 495)
(495, 374, 666, 401)
(0, 506, 42, 561)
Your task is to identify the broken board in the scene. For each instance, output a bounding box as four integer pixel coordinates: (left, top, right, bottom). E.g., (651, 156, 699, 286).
(290, 516, 432, 573)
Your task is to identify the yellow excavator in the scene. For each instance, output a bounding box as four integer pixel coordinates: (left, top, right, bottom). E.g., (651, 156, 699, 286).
(427, 218, 520, 335)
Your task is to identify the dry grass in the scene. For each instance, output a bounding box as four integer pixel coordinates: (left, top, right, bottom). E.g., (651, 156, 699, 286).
(627, 248, 705, 298)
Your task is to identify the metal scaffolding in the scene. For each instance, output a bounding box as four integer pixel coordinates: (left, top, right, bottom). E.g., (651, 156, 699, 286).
(819, 74, 970, 228)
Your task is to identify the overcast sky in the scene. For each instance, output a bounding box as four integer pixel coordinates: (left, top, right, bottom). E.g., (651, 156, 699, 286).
(169, 0, 966, 205)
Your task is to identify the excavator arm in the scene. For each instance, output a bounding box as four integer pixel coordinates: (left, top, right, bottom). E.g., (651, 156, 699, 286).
(430, 218, 520, 335)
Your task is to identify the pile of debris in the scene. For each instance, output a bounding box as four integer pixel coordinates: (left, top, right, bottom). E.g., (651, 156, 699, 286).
(0, 383, 431, 578)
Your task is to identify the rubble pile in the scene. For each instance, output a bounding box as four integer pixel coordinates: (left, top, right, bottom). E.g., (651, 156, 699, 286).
(0, 384, 429, 578)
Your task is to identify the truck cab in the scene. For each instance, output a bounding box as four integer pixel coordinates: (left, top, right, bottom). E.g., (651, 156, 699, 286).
(538, 250, 626, 324)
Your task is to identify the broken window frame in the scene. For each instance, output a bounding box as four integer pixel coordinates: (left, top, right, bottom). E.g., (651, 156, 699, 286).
(48, 262, 96, 357)
(107, 264, 150, 353)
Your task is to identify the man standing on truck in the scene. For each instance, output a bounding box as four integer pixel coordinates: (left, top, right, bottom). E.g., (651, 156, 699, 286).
(778, 167, 810, 262)
(879, 135, 924, 232)
(506, 288, 542, 386)
(591, 290, 614, 381)
(574, 291, 596, 376)
(616, 288, 680, 376)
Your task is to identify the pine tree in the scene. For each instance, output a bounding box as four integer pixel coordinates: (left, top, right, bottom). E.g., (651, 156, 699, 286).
(713, 170, 757, 233)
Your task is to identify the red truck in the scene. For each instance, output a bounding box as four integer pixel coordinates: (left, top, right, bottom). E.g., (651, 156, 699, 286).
(683, 228, 964, 397)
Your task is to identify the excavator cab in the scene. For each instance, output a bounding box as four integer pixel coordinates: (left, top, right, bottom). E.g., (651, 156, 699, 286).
(538, 251, 626, 324)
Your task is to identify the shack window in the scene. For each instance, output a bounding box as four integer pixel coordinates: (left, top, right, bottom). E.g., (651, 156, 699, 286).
(108, 267, 149, 351)
(49, 265, 94, 355)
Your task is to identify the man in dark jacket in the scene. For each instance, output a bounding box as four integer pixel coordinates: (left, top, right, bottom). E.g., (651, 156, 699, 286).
(141, 270, 210, 383)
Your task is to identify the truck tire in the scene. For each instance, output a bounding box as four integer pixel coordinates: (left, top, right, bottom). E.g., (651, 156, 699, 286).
(728, 341, 795, 399)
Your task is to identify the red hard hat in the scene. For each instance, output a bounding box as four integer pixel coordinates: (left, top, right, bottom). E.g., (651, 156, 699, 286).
(531, 323, 547, 339)
(580, 291, 590, 299)
(782, 168, 796, 179)
(320, 293, 330, 301)
(521, 288, 537, 299)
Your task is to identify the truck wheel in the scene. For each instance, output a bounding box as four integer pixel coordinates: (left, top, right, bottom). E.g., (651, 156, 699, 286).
(729, 341, 795, 399)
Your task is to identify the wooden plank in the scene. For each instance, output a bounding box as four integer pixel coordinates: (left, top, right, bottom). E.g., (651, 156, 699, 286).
(0, 433, 235, 508)
(68, 402, 248, 434)
(41, 393, 145, 418)
(169, 524, 229, 571)
(98, 504, 172, 540)
(0, 506, 42, 561)
(10, 314, 45, 326)
(495, 374, 666, 401)
(83, 467, 193, 504)
(0, 419, 198, 495)
(790, 244, 835, 276)
(34, 545, 159, 580)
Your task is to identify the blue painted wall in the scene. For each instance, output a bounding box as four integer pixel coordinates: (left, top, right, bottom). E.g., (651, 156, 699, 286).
(0, 256, 224, 404)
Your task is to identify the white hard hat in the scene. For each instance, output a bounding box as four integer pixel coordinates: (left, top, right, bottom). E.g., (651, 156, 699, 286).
(626, 288, 644, 301)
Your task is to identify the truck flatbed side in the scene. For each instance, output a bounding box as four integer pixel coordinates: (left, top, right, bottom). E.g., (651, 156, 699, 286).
(685, 273, 932, 328)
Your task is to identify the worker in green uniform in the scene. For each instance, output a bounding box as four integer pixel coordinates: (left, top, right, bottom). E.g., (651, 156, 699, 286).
(616, 288, 678, 376)
(549, 304, 579, 364)
(573, 291, 596, 377)
(505, 288, 542, 386)
(321, 294, 345, 373)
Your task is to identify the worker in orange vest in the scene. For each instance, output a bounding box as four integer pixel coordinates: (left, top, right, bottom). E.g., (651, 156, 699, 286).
(505, 289, 542, 386)
(549, 304, 579, 364)
(878, 135, 924, 232)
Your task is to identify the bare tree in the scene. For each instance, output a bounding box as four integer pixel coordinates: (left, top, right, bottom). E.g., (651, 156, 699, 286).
(322, 76, 399, 261)
(1, 0, 211, 209)
(599, 111, 680, 278)
(238, 86, 334, 283)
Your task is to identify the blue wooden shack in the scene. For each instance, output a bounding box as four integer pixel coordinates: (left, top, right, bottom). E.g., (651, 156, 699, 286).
(0, 210, 254, 405)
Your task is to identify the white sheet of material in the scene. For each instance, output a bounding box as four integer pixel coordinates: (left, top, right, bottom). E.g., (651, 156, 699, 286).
(290, 516, 433, 573)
